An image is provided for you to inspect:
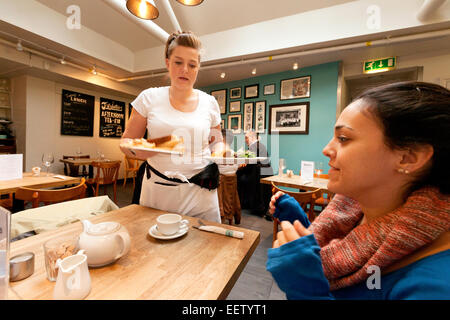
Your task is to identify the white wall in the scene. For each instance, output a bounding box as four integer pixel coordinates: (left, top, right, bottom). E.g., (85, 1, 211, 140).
(21, 75, 134, 178)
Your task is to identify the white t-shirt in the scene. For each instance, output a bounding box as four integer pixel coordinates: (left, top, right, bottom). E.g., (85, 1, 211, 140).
(131, 86, 221, 178)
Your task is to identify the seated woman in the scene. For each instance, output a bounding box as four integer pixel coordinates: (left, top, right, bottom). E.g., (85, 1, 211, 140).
(267, 81, 450, 300)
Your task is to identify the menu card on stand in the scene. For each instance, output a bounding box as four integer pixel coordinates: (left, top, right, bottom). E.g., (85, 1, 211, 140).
(0, 154, 22, 181)
(301, 160, 314, 183)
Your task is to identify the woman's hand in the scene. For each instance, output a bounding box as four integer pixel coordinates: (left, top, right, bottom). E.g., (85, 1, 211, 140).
(268, 191, 285, 215)
(273, 220, 312, 248)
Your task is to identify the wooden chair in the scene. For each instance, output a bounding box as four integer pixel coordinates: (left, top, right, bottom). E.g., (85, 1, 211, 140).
(15, 178, 87, 208)
(314, 173, 335, 211)
(271, 182, 322, 242)
(0, 193, 13, 210)
(86, 160, 121, 204)
(123, 156, 140, 188)
(63, 155, 90, 177)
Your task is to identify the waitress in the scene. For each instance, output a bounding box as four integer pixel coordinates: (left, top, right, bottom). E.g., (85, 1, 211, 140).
(120, 31, 222, 223)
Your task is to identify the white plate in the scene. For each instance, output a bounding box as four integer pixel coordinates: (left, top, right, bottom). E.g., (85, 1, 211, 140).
(148, 224, 188, 240)
(122, 144, 183, 156)
(206, 157, 268, 165)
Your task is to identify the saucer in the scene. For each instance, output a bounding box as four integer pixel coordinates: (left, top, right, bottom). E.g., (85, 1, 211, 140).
(148, 224, 188, 240)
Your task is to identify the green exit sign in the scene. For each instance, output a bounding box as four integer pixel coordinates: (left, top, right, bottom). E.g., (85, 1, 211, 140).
(363, 57, 396, 74)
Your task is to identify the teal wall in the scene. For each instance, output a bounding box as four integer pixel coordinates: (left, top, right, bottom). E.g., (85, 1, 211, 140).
(200, 61, 340, 174)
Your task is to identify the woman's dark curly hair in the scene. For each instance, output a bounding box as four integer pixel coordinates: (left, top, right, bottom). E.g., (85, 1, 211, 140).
(355, 81, 450, 195)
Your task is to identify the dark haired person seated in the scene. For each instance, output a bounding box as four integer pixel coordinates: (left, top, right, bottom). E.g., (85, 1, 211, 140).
(236, 130, 273, 219)
(267, 81, 450, 299)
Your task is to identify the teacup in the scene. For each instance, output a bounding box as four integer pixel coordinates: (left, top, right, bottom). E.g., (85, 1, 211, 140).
(156, 214, 189, 236)
(32, 166, 41, 176)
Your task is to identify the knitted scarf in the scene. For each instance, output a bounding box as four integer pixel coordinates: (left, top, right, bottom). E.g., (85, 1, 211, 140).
(308, 187, 450, 291)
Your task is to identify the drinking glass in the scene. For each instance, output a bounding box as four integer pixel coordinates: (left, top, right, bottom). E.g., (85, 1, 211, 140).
(76, 147, 82, 156)
(41, 153, 54, 176)
(97, 150, 105, 160)
(279, 158, 286, 176)
(315, 161, 324, 176)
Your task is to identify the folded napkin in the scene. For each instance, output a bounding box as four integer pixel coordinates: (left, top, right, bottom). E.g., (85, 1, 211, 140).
(274, 194, 311, 228)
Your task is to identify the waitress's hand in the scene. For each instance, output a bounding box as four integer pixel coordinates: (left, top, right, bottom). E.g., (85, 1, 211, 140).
(119, 139, 154, 161)
(268, 191, 284, 215)
(273, 220, 312, 248)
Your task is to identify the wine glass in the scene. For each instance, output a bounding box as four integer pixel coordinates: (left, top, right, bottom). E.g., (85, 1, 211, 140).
(279, 158, 286, 176)
(97, 150, 105, 160)
(315, 161, 324, 176)
(42, 153, 54, 176)
(76, 147, 82, 156)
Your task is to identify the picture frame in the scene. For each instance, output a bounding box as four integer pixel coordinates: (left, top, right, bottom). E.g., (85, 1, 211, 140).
(243, 102, 253, 133)
(228, 114, 242, 134)
(280, 76, 311, 100)
(269, 102, 310, 134)
(263, 84, 275, 95)
(230, 87, 241, 99)
(244, 84, 259, 99)
(229, 100, 241, 113)
(211, 89, 227, 114)
(254, 101, 266, 133)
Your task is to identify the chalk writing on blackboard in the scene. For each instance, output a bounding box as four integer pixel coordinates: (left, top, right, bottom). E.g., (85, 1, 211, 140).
(61, 89, 94, 136)
(99, 97, 125, 138)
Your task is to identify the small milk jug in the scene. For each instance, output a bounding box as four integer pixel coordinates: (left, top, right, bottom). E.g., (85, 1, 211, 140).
(53, 250, 91, 300)
(0, 207, 10, 300)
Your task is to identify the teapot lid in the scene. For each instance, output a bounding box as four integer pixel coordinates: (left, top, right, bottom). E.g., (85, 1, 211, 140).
(86, 221, 120, 236)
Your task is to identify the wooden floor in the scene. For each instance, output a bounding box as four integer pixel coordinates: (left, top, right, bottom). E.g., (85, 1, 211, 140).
(113, 180, 286, 300)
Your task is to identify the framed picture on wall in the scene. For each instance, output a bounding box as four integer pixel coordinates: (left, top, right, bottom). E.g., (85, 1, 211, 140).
(228, 114, 242, 134)
(244, 84, 259, 99)
(269, 102, 310, 134)
(230, 87, 241, 99)
(211, 89, 227, 114)
(254, 101, 266, 133)
(280, 76, 311, 100)
(243, 102, 253, 132)
(264, 84, 275, 95)
(229, 100, 241, 112)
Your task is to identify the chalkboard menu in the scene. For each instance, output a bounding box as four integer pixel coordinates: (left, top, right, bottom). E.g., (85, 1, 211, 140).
(61, 89, 94, 136)
(99, 97, 125, 138)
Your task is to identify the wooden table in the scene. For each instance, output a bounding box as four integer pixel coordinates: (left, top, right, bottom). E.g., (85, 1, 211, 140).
(260, 174, 330, 192)
(0, 172, 81, 196)
(8, 205, 260, 300)
(59, 158, 118, 178)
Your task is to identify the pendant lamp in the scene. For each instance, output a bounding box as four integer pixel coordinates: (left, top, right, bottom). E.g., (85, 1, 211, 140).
(126, 0, 159, 19)
(176, 0, 204, 6)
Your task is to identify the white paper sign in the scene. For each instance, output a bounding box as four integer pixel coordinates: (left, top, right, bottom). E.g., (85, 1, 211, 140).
(0, 154, 23, 181)
(301, 160, 314, 182)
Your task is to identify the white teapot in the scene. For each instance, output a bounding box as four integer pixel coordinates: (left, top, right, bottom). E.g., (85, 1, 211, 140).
(78, 220, 131, 267)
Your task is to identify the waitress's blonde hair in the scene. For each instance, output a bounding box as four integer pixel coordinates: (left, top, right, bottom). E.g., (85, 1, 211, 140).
(165, 31, 202, 61)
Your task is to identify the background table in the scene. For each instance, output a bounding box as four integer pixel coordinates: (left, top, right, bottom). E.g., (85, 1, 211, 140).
(0, 172, 81, 196)
(9, 204, 260, 300)
(260, 174, 330, 192)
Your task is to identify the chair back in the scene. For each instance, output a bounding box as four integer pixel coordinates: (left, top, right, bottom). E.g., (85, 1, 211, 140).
(124, 156, 139, 171)
(271, 182, 322, 216)
(62, 155, 90, 177)
(91, 160, 121, 184)
(271, 182, 323, 241)
(15, 178, 87, 208)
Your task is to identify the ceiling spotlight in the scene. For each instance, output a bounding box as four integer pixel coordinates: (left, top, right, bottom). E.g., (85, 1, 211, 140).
(176, 0, 204, 6)
(90, 66, 97, 75)
(220, 72, 225, 79)
(16, 40, 23, 51)
(126, 0, 159, 20)
(252, 68, 256, 75)
(60, 56, 66, 65)
(293, 62, 299, 70)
